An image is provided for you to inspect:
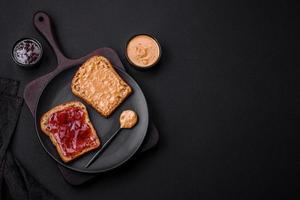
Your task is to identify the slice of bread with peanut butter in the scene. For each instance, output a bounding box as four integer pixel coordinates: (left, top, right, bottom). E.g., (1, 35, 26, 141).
(71, 56, 132, 117)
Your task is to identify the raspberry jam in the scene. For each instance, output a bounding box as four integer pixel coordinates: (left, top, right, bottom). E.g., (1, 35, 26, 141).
(12, 38, 42, 66)
(47, 107, 96, 157)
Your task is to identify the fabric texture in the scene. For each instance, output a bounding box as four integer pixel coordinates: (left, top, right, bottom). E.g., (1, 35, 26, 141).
(0, 77, 59, 200)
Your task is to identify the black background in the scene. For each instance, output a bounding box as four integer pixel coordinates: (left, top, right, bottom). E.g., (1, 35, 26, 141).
(0, 0, 299, 199)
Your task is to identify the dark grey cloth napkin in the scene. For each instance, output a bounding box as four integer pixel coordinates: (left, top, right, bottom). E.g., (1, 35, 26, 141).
(0, 77, 59, 200)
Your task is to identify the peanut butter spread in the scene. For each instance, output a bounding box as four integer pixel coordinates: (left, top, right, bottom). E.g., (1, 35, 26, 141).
(120, 110, 138, 128)
(126, 35, 160, 68)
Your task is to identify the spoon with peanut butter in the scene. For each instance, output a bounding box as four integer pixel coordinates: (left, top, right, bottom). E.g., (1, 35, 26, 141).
(85, 110, 138, 168)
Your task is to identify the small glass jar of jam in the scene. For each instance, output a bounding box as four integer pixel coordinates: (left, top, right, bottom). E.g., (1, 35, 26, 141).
(12, 38, 43, 68)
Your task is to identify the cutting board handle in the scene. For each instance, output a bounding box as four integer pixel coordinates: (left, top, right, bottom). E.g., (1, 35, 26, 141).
(33, 11, 70, 65)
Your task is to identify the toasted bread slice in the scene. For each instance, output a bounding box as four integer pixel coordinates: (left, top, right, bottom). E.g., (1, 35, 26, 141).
(71, 56, 132, 117)
(40, 101, 100, 163)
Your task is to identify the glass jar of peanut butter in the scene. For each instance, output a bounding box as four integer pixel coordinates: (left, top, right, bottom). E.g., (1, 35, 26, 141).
(125, 34, 161, 69)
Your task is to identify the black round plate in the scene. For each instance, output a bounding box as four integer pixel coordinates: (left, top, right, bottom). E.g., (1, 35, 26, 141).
(35, 66, 149, 173)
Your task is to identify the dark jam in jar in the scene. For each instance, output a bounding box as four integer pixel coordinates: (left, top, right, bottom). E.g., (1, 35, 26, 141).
(12, 38, 42, 66)
(47, 107, 96, 157)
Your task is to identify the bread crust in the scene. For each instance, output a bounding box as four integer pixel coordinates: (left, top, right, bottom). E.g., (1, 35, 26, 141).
(71, 56, 132, 117)
(40, 101, 100, 163)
